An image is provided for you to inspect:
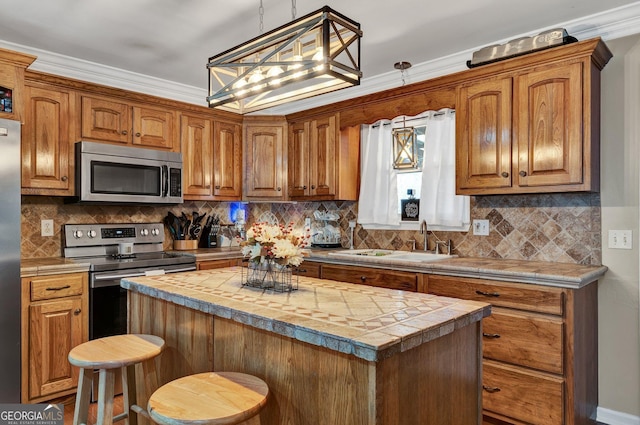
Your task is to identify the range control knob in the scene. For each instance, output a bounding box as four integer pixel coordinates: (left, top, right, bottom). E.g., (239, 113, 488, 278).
(73, 230, 84, 239)
(151, 228, 160, 236)
(140, 228, 149, 236)
(87, 230, 97, 238)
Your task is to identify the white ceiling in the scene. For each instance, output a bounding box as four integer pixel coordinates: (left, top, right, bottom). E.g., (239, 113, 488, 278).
(1, 0, 639, 114)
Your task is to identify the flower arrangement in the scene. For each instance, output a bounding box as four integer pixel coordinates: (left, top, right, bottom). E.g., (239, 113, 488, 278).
(241, 221, 311, 267)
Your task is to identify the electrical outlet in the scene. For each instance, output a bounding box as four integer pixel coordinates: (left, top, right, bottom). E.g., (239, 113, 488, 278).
(41, 219, 54, 237)
(472, 219, 489, 236)
(608, 230, 632, 249)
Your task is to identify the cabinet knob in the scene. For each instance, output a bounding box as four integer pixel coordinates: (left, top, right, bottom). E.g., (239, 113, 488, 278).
(135, 132, 141, 137)
(277, 187, 282, 191)
(61, 176, 68, 182)
(311, 185, 316, 189)
(73, 309, 81, 316)
(501, 172, 509, 178)
(519, 170, 527, 177)
(303, 185, 307, 189)
(121, 130, 128, 135)
(360, 276, 367, 281)
(215, 185, 220, 189)
(483, 385, 501, 393)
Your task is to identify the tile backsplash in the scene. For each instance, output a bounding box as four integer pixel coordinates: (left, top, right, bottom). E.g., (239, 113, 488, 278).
(21, 192, 601, 265)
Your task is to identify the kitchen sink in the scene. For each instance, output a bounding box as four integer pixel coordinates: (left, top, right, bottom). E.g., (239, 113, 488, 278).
(327, 249, 454, 263)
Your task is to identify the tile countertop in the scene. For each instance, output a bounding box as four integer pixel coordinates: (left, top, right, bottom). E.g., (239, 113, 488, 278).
(20, 246, 608, 288)
(121, 267, 491, 362)
(305, 250, 609, 289)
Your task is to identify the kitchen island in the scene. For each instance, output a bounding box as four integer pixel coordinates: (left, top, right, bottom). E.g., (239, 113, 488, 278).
(122, 266, 491, 425)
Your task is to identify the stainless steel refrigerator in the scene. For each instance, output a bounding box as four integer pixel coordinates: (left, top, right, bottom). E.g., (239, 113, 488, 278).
(0, 118, 21, 402)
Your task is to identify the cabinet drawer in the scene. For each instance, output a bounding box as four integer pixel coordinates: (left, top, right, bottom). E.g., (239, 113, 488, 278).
(30, 274, 85, 301)
(483, 359, 564, 425)
(293, 262, 321, 279)
(322, 264, 417, 291)
(197, 259, 240, 270)
(484, 308, 563, 374)
(428, 275, 563, 315)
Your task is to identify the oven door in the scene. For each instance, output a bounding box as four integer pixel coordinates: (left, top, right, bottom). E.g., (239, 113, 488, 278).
(89, 264, 196, 339)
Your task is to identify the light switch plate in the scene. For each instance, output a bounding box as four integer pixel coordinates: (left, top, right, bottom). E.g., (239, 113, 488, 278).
(608, 230, 632, 249)
(472, 219, 489, 236)
(41, 219, 54, 237)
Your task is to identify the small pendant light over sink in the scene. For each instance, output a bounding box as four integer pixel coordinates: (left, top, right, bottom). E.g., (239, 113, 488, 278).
(207, 2, 362, 114)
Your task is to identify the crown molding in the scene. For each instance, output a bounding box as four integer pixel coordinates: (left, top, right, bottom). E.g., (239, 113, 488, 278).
(1, 2, 640, 114)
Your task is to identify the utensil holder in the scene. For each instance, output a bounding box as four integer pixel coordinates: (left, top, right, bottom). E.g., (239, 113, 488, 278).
(173, 240, 198, 250)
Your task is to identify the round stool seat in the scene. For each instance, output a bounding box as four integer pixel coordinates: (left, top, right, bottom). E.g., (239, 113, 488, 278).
(69, 334, 165, 369)
(148, 372, 269, 425)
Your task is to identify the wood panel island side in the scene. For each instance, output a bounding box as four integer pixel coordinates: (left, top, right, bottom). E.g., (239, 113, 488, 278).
(121, 267, 491, 425)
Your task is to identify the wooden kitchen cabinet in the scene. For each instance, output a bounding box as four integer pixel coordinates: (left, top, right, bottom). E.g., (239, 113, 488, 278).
(22, 84, 74, 195)
(21, 272, 88, 403)
(243, 116, 287, 200)
(80, 95, 176, 150)
(180, 113, 242, 200)
(321, 263, 418, 292)
(197, 258, 241, 270)
(288, 113, 359, 201)
(456, 39, 611, 195)
(213, 120, 242, 199)
(427, 274, 598, 425)
(181, 113, 213, 198)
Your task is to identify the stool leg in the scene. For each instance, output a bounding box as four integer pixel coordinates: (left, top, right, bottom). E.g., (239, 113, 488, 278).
(122, 365, 135, 425)
(96, 368, 116, 424)
(73, 368, 92, 425)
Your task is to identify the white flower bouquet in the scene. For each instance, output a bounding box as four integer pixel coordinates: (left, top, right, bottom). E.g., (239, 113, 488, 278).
(241, 221, 310, 267)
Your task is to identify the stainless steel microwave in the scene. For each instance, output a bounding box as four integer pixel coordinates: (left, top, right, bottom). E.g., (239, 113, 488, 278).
(74, 141, 183, 204)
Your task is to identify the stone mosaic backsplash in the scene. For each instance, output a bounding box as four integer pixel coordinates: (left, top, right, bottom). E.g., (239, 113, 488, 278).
(21, 192, 601, 265)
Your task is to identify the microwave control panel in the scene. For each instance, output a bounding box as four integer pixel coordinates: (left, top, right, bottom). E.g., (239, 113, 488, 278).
(169, 168, 182, 196)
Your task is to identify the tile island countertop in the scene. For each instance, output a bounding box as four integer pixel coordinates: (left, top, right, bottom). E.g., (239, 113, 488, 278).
(121, 267, 490, 361)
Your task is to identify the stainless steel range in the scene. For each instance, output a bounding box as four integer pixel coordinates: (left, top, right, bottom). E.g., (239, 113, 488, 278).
(63, 222, 196, 340)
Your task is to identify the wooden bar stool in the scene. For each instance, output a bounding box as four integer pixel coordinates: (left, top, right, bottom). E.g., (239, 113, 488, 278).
(68, 334, 165, 425)
(147, 372, 269, 425)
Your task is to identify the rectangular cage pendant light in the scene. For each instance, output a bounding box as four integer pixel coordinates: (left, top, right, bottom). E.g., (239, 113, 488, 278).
(207, 6, 362, 114)
(392, 127, 418, 169)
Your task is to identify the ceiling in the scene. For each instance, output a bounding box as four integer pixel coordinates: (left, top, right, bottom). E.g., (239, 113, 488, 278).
(0, 0, 639, 114)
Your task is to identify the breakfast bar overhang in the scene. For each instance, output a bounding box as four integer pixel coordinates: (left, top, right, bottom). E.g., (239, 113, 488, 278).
(122, 267, 491, 425)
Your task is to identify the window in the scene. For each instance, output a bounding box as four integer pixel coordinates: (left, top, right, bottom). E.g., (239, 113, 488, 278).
(358, 109, 469, 231)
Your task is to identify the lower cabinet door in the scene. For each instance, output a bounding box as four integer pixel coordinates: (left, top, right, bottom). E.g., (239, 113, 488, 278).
(483, 359, 564, 425)
(29, 297, 83, 399)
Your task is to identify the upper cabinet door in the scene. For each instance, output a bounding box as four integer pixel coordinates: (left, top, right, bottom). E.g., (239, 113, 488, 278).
(80, 96, 130, 143)
(213, 120, 242, 199)
(288, 120, 310, 198)
(132, 106, 175, 150)
(309, 115, 337, 197)
(456, 77, 513, 194)
(22, 85, 72, 193)
(244, 122, 286, 199)
(515, 62, 583, 188)
(181, 114, 213, 198)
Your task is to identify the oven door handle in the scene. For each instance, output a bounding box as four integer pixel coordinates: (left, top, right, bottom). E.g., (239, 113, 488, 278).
(93, 266, 197, 283)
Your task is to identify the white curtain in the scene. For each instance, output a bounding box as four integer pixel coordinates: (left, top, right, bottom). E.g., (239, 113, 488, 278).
(357, 120, 400, 226)
(358, 109, 469, 230)
(420, 109, 470, 230)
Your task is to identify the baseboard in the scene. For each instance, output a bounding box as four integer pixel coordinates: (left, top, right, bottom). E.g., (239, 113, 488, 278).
(598, 407, 640, 425)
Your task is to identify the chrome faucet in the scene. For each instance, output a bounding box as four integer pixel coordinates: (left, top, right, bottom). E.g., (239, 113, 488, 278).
(419, 220, 428, 251)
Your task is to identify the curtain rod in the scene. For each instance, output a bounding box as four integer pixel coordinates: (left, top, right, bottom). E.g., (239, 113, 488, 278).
(370, 110, 455, 128)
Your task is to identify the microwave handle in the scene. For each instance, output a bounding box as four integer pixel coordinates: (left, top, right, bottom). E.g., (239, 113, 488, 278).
(161, 165, 169, 197)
